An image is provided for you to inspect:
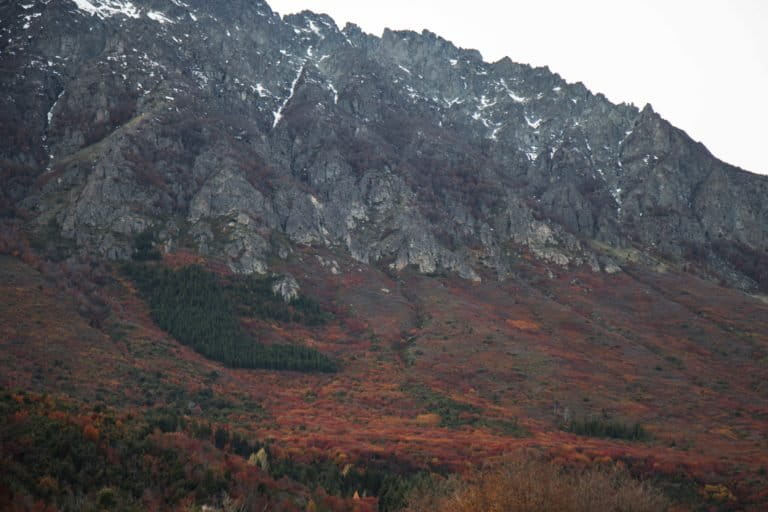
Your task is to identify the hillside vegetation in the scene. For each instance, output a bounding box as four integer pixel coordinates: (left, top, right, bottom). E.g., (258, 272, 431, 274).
(125, 263, 337, 373)
(2, 222, 768, 510)
(405, 456, 669, 512)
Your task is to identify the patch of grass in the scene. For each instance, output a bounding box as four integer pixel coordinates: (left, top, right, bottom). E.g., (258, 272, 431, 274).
(402, 382, 480, 429)
(566, 417, 649, 441)
(478, 418, 528, 437)
(402, 382, 527, 436)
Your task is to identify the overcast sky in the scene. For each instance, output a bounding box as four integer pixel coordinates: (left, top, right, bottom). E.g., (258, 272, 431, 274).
(268, 0, 768, 175)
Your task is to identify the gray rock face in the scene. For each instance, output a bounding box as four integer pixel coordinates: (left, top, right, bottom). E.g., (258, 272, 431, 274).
(271, 274, 300, 303)
(2, 0, 767, 290)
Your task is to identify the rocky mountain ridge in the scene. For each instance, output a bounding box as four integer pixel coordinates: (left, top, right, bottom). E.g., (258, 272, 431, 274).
(2, 0, 767, 290)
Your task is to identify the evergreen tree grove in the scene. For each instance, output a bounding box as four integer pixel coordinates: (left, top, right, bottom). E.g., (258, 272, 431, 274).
(125, 263, 337, 373)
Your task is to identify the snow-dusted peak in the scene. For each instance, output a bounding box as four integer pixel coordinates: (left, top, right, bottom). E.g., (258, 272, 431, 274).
(70, 0, 175, 24)
(71, 0, 140, 20)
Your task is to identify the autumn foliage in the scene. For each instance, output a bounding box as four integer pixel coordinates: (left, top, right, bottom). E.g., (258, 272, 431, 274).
(405, 455, 669, 512)
(2, 239, 768, 509)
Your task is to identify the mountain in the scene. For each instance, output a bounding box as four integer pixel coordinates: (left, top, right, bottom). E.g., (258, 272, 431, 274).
(2, 1, 768, 510)
(2, 0, 767, 290)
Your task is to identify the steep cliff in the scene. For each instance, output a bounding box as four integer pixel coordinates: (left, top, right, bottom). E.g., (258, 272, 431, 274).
(2, 0, 767, 290)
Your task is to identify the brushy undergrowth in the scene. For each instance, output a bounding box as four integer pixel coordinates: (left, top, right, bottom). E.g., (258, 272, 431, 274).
(404, 455, 669, 512)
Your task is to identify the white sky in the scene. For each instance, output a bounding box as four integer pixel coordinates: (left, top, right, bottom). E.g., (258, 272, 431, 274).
(268, 0, 768, 175)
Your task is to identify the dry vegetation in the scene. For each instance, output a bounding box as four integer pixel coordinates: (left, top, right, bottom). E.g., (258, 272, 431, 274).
(405, 455, 669, 512)
(2, 227, 768, 509)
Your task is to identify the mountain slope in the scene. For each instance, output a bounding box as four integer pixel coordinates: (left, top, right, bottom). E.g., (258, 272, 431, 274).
(2, 0, 767, 290)
(2, 245, 768, 508)
(3, 1, 768, 510)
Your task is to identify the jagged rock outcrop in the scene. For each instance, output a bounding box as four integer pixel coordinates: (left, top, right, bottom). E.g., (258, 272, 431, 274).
(1, 0, 766, 289)
(271, 273, 300, 303)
